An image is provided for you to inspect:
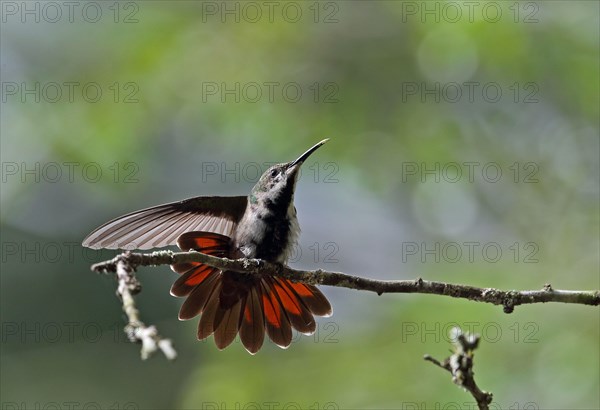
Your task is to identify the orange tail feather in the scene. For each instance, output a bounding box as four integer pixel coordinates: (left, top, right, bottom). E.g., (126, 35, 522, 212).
(171, 231, 333, 353)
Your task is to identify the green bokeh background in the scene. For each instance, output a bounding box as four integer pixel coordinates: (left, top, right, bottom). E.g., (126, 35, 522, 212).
(1, 1, 598, 409)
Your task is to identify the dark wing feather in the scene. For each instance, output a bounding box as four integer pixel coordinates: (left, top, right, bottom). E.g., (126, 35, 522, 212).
(260, 278, 292, 348)
(197, 280, 222, 340)
(287, 282, 332, 317)
(82, 196, 247, 250)
(274, 278, 317, 335)
(170, 232, 230, 297)
(239, 286, 265, 354)
(178, 272, 220, 319)
(213, 298, 243, 350)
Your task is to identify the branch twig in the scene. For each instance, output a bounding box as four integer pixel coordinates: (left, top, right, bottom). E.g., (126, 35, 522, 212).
(425, 327, 492, 410)
(93, 250, 600, 312)
(114, 256, 177, 360)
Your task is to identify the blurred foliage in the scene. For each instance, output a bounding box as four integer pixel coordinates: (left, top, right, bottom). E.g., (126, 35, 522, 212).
(1, 1, 598, 409)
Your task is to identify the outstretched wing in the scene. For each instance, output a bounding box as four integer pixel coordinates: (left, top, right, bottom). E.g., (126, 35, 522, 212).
(82, 196, 247, 250)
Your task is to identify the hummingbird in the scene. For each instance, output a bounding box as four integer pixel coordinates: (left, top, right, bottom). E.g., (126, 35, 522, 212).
(82, 139, 332, 354)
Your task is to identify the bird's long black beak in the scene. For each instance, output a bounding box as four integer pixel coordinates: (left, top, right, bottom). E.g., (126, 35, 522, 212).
(289, 139, 329, 169)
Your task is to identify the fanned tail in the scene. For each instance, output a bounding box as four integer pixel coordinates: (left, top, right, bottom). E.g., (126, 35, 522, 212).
(172, 231, 333, 354)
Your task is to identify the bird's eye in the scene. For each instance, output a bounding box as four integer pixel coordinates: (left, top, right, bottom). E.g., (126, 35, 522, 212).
(270, 169, 278, 178)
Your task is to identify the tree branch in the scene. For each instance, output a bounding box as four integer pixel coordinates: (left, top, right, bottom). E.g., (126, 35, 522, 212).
(425, 327, 492, 410)
(113, 257, 177, 360)
(92, 250, 600, 312)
